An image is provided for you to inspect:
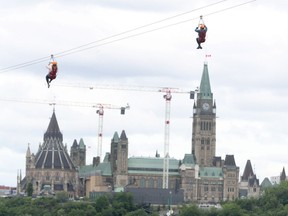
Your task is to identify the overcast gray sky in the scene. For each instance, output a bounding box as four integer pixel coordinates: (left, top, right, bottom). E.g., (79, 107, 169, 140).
(0, 0, 287, 187)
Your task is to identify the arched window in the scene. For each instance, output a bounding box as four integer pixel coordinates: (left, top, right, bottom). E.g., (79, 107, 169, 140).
(140, 177, 146, 188)
(157, 178, 162, 188)
(148, 178, 154, 188)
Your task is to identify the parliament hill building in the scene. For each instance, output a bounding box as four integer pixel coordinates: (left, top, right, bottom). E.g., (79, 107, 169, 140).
(19, 63, 248, 203)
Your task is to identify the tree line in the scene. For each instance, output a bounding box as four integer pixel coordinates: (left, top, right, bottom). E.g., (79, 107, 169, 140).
(1, 181, 288, 216)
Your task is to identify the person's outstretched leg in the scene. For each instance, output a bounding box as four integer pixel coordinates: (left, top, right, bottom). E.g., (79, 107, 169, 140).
(46, 75, 51, 88)
(196, 38, 202, 49)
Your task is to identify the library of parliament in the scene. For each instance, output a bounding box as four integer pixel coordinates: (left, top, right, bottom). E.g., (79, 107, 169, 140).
(19, 63, 262, 204)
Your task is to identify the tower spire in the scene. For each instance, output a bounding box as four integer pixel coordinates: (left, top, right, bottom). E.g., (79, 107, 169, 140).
(44, 111, 63, 141)
(198, 63, 212, 100)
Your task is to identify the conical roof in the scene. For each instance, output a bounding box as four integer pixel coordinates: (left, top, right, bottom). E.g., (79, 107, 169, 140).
(44, 112, 63, 141)
(241, 160, 254, 181)
(280, 167, 286, 181)
(112, 132, 119, 142)
(120, 130, 127, 140)
(35, 112, 75, 170)
(79, 138, 85, 149)
(224, 155, 236, 167)
(261, 177, 272, 189)
(198, 63, 213, 100)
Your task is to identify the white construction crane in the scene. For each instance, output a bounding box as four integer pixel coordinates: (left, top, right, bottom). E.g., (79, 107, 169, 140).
(0, 97, 129, 162)
(95, 103, 129, 160)
(56, 83, 196, 189)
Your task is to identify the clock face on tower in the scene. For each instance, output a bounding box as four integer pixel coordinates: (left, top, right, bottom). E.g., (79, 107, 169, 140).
(202, 102, 210, 110)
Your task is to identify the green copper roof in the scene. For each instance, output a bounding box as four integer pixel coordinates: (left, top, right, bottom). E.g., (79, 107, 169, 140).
(199, 167, 223, 179)
(79, 162, 112, 177)
(128, 157, 180, 176)
(103, 153, 110, 163)
(112, 132, 119, 142)
(182, 154, 195, 166)
(199, 63, 212, 100)
(261, 177, 273, 189)
(79, 138, 85, 149)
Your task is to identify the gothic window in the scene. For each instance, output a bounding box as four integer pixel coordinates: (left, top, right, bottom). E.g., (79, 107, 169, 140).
(140, 177, 146, 188)
(157, 178, 162, 188)
(209, 122, 212, 130)
(228, 188, 234, 192)
(204, 186, 209, 191)
(148, 178, 154, 188)
(129, 177, 134, 185)
(201, 139, 204, 144)
(206, 138, 210, 145)
(211, 187, 216, 191)
(205, 122, 209, 130)
(175, 179, 180, 191)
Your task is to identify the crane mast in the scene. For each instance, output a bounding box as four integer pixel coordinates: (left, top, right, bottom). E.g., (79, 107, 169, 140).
(163, 90, 172, 189)
(55, 83, 195, 189)
(96, 106, 104, 160)
(0, 97, 129, 162)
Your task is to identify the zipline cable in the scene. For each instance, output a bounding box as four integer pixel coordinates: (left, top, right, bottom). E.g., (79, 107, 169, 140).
(0, 0, 256, 73)
(56, 0, 256, 58)
(0, 0, 229, 73)
(53, 0, 229, 57)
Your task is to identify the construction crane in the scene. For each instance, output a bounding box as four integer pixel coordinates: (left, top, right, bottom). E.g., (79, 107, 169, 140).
(55, 83, 196, 189)
(95, 103, 129, 160)
(0, 97, 129, 161)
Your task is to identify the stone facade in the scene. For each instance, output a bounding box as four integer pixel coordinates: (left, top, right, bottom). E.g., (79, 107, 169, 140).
(238, 160, 260, 198)
(81, 63, 240, 204)
(70, 138, 86, 168)
(20, 63, 243, 203)
(21, 112, 83, 198)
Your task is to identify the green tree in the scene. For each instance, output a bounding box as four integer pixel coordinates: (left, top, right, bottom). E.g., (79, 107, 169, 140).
(112, 192, 135, 212)
(56, 191, 69, 203)
(0, 201, 8, 216)
(26, 182, 33, 197)
(219, 203, 246, 216)
(32, 197, 57, 212)
(95, 195, 110, 212)
(179, 204, 203, 216)
(56, 208, 66, 216)
(102, 207, 114, 216)
(125, 208, 148, 216)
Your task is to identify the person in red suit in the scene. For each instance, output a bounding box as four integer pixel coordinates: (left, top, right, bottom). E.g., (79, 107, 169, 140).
(195, 24, 207, 49)
(46, 61, 58, 88)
